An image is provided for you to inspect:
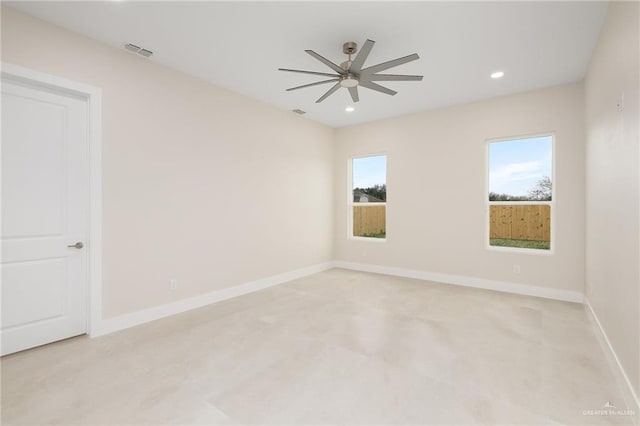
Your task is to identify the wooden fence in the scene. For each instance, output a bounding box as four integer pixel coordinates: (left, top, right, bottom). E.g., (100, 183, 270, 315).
(353, 205, 386, 236)
(490, 204, 551, 241)
(353, 204, 548, 241)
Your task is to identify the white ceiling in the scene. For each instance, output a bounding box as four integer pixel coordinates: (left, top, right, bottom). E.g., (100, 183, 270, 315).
(8, 1, 607, 128)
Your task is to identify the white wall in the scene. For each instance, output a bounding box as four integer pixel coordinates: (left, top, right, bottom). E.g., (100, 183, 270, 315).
(1, 7, 334, 318)
(585, 1, 640, 403)
(334, 83, 586, 294)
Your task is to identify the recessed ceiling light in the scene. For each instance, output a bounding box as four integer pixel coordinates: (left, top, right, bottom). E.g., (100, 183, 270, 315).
(345, 106, 355, 112)
(491, 71, 505, 79)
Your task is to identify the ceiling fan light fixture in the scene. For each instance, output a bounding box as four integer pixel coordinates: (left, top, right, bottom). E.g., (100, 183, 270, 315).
(491, 71, 505, 79)
(345, 106, 355, 112)
(340, 76, 359, 88)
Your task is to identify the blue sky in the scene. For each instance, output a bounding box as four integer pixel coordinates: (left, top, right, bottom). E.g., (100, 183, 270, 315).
(353, 155, 386, 188)
(489, 136, 552, 196)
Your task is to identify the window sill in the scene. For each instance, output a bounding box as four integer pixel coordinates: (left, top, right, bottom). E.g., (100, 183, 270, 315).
(487, 245, 554, 255)
(349, 236, 387, 243)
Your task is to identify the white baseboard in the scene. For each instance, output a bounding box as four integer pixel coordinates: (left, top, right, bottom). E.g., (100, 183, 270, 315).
(90, 262, 333, 337)
(585, 298, 640, 420)
(91, 260, 584, 338)
(332, 260, 584, 303)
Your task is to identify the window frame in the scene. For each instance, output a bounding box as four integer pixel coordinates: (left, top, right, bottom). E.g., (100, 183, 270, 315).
(485, 132, 556, 255)
(348, 153, 388, 242)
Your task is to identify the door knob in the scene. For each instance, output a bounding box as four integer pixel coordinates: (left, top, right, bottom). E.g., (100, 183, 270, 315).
(67, 242, 84, 249)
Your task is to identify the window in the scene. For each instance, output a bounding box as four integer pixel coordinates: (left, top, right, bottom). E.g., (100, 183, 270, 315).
(488, 135, 553, 251)
(351, 155, 386, 239)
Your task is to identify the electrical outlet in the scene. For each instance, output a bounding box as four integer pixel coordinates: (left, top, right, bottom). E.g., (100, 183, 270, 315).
(513, 264, 521, 274)
(169, 279, 178, 290)
(617, 92, 625, 112)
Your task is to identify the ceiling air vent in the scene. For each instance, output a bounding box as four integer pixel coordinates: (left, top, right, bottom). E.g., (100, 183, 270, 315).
(125, 43, 141, 53)
(292, 109, 306, 115)
(124, 43, 154, 58)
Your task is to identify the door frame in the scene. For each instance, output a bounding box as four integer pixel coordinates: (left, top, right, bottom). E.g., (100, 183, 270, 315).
(2, 62, 103, 337)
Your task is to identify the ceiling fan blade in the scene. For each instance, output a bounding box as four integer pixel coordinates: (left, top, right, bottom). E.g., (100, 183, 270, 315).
(349, 39, 375, 73)
(365, 74, 423, 81)
(360, 53, 420, 75)
(279, 68, 341, 78)
(359, 80, 397, 96)
(286, 79, 340, 91)
(348, 86, 359, 103)
(305, 50, 346, 75)
(316, 82, 342, 103)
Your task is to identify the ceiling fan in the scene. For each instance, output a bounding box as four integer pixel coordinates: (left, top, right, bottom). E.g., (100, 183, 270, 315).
(279, 39, 423, 104)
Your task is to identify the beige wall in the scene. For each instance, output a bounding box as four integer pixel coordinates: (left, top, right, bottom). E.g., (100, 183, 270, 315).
(585, 1, 640, 401)
(334, 83, 586, 293)
(1, 7, 334, 318)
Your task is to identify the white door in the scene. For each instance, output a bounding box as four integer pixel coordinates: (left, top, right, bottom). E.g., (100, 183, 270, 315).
(1, 79, 89, 356)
